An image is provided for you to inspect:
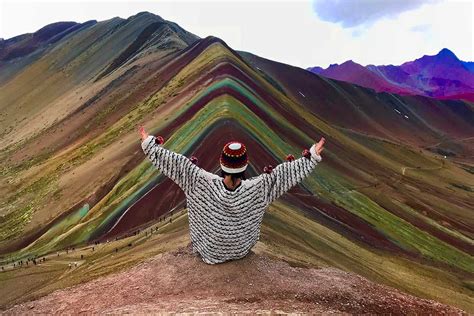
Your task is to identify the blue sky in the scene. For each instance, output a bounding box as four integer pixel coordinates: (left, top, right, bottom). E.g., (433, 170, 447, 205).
(0, 0, 472, 68)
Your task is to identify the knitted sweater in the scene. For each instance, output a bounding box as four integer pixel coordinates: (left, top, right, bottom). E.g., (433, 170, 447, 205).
(141, 135, 322, 264)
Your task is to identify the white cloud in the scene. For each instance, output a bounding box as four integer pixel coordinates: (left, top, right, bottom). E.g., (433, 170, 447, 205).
(312, 0, 439, 28)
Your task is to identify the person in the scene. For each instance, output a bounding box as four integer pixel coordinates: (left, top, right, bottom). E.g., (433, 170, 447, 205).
(139, 125, 325, 264)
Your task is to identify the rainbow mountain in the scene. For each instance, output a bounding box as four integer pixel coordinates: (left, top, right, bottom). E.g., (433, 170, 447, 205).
(0, 11, 473, 312)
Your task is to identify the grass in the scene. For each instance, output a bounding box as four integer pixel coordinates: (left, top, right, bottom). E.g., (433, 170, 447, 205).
(260, 201, 474, 312)
(0, 210, 190, 310)
(330, 190, 473, 273)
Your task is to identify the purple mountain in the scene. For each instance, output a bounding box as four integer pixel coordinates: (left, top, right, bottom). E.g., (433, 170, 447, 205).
(308, 49, 474, 102)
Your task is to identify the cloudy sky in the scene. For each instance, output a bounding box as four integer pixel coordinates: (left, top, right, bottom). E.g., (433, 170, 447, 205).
(0, 0, 472, 68)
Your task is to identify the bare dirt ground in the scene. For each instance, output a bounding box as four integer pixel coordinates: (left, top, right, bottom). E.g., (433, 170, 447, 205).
(3, 244, 464, 314)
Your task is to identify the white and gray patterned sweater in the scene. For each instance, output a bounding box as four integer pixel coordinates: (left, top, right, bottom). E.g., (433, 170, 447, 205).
(141, 135, 322, 264)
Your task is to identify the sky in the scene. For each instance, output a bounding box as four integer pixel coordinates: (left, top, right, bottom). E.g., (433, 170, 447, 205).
(0, 0, 472, 68)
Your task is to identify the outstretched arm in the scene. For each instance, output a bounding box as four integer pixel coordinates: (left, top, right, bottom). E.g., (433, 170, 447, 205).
(261, 138, 325, 205)
(139, 126, 202, 193)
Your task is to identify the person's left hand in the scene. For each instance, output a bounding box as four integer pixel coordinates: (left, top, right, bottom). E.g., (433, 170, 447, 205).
(138, 125, 148, 141)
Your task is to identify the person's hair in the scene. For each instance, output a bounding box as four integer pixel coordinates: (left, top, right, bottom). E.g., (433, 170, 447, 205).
(220, 170, 246, 186)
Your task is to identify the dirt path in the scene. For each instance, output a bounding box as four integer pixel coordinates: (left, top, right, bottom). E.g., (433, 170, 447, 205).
(3, 245, 464, 314)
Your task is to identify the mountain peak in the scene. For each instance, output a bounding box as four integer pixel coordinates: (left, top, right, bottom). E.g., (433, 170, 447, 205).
(129, 11, 164, 22)
(339, 59, 365, 69)
(435, 48, 459, 61)
(438, 48, 456, 57)
(341, 59, 358, 65)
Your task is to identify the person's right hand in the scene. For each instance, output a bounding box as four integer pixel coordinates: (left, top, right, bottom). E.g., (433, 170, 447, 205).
(315, 137, 325, 155)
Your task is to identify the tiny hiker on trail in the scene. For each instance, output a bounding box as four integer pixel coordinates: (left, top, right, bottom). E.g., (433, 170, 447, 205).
(139, 125, 325, 264)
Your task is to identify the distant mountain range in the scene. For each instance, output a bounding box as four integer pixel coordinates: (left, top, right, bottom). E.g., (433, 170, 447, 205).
(308, 48, 474, 102)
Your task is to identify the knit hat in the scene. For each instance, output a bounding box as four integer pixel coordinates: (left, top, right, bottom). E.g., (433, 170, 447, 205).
(220, 141, 248, 173)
